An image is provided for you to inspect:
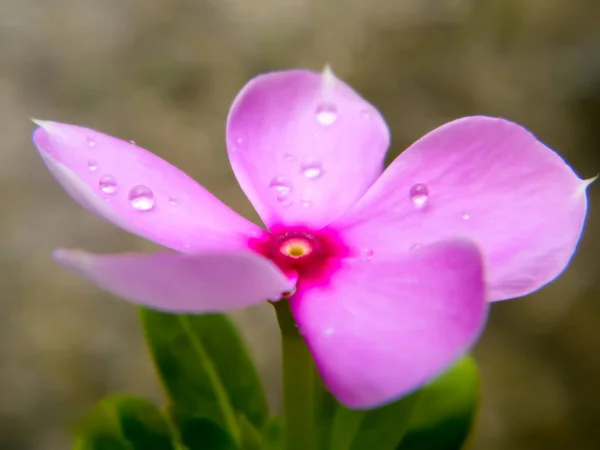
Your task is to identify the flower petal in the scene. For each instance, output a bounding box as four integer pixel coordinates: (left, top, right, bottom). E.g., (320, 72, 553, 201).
(226, 69, 390, 229)
(32, 120, 261, 252)
(290, 240, 487, 409)
(54, 249, 295, 312)
(333, 116, 590, 301)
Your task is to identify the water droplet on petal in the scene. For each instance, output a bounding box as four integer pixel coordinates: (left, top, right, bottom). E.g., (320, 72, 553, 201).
(360, 248, 374, 261)
(270, 176, 292, 195)
(129, 140, 136, 145)
(236, 136, 243, 145)
(361, 109, 371, 119)
(301, 161, 324, 179)
(301, 198, 312, 207)
(277, 194, 293, 206)
(168, 196, 178, 206)
(316, 103, 338, 125)
(409, 243, 421, 251)
(409, 183, 429, 208)
(86, 137, 96, 148)
(128, 185, 155, 211)
(283, 153, 296, 162)
(88, 160, 98, 172)
(99, 175, 117, 194)
(324, 327, 334, 336)
(462, 212, 471, 221)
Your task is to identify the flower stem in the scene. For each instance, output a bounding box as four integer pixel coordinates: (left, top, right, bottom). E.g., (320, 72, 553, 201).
(273, 301, 317, 450)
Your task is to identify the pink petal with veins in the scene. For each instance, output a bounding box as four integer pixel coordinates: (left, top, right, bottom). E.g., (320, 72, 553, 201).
(55, 249, 294, 312)
(291, 240, 487, 408)
(226, 69, 390, 229)
(33, 120, 261, 253)
(334, 116, 590, 300)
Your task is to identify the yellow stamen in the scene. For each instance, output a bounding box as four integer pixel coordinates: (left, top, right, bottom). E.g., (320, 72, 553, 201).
(280, 238, 311, 258)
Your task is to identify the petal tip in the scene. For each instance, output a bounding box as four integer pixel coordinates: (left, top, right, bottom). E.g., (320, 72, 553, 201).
(31, 118, 54, 130)
(583, 174, 598, 190)
(53, 248, 88, 266)
(320, 64, 339, 98)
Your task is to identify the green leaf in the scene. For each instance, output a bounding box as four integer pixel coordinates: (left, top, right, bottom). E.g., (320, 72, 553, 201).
(327, 392, 419, 450)
(238, 415, 263, 450)
(398, 356, 480, 450)
(74, 395, 176, 450)
(172, 414, 238, 450)
(313, 369, 339, 450)
(139, 309, 268, 442)
(262, 417, 283, 450)
(328, 405, 365, 450)
(350, 392, 420, 450)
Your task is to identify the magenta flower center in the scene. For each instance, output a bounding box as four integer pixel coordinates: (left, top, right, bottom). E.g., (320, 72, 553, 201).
(250, 226, 349, 288)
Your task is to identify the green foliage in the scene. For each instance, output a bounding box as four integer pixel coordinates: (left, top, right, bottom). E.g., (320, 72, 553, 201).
(73, 395, 176, 450)
(314, 356, 479, 450)
(139, 309, 268, 443)
(398, 357, 480, 450)
(73, 308, 479, 450)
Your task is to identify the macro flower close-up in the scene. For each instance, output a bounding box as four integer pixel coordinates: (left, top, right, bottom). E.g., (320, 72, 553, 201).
(32, 68, 590, 413)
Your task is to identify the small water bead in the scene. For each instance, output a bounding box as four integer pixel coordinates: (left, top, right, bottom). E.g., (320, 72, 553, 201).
(301, 161, 324, 179)
(301, 198, 312, 207)
(316, 103, 338, 125)
(99, 175, 117, 194)
(86, 137, 96, 148)
(129, 185, 155, 211)
(360, 248, 374, 261)
(283, 153, 296, 162)
(409, 243, 421, 252)
(168, 196, 178, 206)
(88, 160, 98, 172)
(462, 212, 471, 221)
(409, 183, 429, 208)
(276, 194, 293, 206)
(269, 176, 292, 196)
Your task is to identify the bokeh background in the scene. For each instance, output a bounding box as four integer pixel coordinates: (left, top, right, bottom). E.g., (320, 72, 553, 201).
(1, 0, 600, 449)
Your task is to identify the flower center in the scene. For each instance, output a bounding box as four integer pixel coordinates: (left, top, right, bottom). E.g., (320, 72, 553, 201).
(249, 226, 349, 289)
(279, 238, 312, 258)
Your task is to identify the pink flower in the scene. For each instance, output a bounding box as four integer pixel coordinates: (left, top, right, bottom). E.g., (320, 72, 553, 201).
(32, 69, 590, 409)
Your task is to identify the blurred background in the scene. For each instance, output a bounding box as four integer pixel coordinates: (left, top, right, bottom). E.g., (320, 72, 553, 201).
(1, 0, 599, 448)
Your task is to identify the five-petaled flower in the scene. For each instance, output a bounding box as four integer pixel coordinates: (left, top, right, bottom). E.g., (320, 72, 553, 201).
(32, 68, 591, 409)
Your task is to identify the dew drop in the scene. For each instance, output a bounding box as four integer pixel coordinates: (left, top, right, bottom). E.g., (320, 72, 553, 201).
(86, 137, 96, 148)
(88, 160, 98, 172)
(409, 183, 429, 208)
(168, 196, 178, 206)
(301, 161, 324, 179)
(129, 140, 136, 145)
(277, 194, 293, 206)
(283, 153, 296, 162)
(462, 212, 471, 221)
(301, 198, 312, 207)
(269, 176, 292, 195)
(316, 103, 338, 125)
(409, 243, 421, 252)
(236, 136, 243, 145)
(360, 248, 374, 261)
(361, 109, 371, 119)
(128, 185, 155, 211)
(99, 175, 117, 194)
